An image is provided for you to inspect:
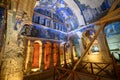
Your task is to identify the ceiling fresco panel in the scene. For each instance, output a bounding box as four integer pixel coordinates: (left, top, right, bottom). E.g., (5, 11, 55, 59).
(74, 0, 114, 24)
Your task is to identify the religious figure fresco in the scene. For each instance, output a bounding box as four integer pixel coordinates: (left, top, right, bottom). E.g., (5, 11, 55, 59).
(20, 24, 32, 36)
(31, 26, 39, 37)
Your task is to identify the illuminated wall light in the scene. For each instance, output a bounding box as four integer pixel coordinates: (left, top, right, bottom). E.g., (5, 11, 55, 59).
(90, 45, 100, 55)
(31, 68, 39, 72)
(24, 40, 31, 72)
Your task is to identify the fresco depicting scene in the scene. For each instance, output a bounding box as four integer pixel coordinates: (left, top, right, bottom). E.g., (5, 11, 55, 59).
(74, 0, 114, 23)
(0, 6, 6, 51)
(104, 22, 120, 62)
(68, 24, 95, 58)
(35, 0, 79, 31)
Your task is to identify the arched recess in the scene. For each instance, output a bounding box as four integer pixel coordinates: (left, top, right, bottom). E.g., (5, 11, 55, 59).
(60, 42, 65, 66)
(65, 42, 72, 65)
(44, 41, 52, 70)
(53, 42, 59, 67)
(31, 40, 42, 72)
(104, 22, 120, 62)
(73, 35, 81, 59)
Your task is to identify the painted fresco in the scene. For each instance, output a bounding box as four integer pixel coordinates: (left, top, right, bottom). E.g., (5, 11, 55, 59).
(33, 13, 68, 32)
(73, 36, 81, 57)
(104, 22, 120, 38)
(39, 16, 45, 25)
(0, 7, 5, 28)
(34, 0, 79, 31)
(66, 17, 79, 31)
(69, 24, 95, 57)
(0, 7, 6, 49)
(20, 24, 67, 41)
(74, 0, 114, 23)
(104, 22, 120, 61)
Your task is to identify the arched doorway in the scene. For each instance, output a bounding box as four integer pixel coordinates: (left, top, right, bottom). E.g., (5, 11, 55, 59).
(31, 40, 42, 72)
(104, 22, 120, 62)
(65, 42, 72, 66)
(44, 41, 51, 70)
(53, 42, 59, 67)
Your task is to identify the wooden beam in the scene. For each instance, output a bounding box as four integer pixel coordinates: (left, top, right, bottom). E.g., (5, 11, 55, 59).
(96, 64, 110, 75)
(66, 0, 120, 79)
(109, 0, 120, 12)
(94, 63, 109, 73)
(56, 68, 61, 77)
(90, 63, 94, 74)
(59, 71, 68, 80)
(100, 7, 120, 21)
(80, 63, 88, 69)
(66, 23, 105, 80)
(95, 14, 120, 25)
(74, 72, 81, 80)
(16, 0, 20, 12)
(81, 61, 112, 64)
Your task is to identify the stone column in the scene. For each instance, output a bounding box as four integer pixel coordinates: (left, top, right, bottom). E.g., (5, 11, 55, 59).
(0, 0, 36, 79)
(1, 11, 25, 80)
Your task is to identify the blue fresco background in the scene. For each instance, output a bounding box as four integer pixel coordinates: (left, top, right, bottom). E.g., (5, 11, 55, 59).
(0, 7, 5, 48)
(68, 24, 95, 57)
(34, 0, 79, 31)
(104, 22, 120, 38)
(32, 23, 67, 41)
(74, 0, 114, 24)
(104, 22, 120, 60)
(0, 7, 5, 28)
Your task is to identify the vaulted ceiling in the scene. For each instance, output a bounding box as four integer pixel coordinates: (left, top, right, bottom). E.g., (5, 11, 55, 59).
(29, 0, 116, 41)
(34, 0, 82, 31)
(34, 0, 114, 32)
